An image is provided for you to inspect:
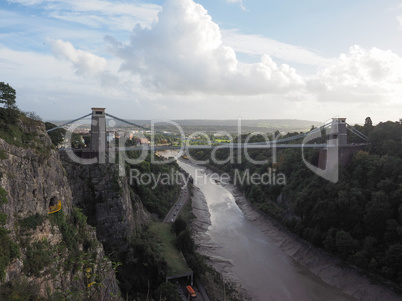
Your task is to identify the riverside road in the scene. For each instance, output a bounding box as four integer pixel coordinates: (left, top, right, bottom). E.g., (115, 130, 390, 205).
(163, 172, 190, 223)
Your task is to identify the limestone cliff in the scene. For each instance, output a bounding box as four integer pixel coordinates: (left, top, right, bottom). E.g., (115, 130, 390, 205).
(0, 118, 121, 300)
(61, 158, 152, 253)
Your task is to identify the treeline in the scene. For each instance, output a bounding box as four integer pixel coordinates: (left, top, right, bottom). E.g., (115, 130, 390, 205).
(126, 151, 181, 218)
(189, 120, 402, 287)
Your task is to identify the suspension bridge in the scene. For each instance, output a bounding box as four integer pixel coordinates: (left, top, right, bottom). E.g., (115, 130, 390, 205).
(47, 108, 369, 166)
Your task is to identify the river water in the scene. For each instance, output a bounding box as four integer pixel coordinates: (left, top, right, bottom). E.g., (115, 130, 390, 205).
(178, 160, 355, 301)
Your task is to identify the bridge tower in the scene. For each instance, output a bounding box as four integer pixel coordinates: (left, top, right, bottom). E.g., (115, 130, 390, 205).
(90, 108, 106, 155)
(328, 118, 347, 146)
(318, 118, 354, 170)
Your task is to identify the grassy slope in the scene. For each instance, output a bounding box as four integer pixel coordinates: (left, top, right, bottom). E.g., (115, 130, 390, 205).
(149, 223, 190, 276)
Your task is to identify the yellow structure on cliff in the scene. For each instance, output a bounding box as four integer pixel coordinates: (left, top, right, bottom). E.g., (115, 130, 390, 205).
(48, 200, 62, 214)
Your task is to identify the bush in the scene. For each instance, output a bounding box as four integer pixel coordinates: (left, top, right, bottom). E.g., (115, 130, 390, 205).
(0, 279, 40, 301)
(153, 282, 181, 301)
(23, 240, 52, 277)
(0, 228, 20, 280)
(19, 213, 45, 231)
(49, 210, 78, 252)
(0, 149, 6, 160)
(0, 212, 6, 226)
(0, 187, 8, 205)
(171, 217, 187, 236)
(72, 206, 87, 229)
(176, 229, 194, 254)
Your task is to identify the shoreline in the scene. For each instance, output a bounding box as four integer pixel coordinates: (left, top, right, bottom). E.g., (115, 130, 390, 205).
(167, 151, 402, 300)
(218, 180, 402, 301)
(190, 179, 253, 300)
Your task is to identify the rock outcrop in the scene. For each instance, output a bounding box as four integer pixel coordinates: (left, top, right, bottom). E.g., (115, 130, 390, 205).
(61, 158, 152, 253)
(0, 119, 121, 300)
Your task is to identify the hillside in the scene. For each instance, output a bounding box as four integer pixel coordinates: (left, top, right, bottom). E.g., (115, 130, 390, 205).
(0, 114, 121, 300)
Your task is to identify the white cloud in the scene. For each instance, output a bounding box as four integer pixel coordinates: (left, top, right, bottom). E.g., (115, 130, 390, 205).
(49, 39, 107, 76)
(5, 0, 402, 124)
(106, 0, 305, 95)
(8, 0, 43, 5)
(309, 45, 402, 103)
(222, 29, 332, 67)
(7, 0, 161, 31)
(0, 45, 147, 119)
(226, 0, 246, 11)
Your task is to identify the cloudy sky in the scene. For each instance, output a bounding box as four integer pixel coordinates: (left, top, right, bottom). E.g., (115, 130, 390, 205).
(1, 0, 402, 124)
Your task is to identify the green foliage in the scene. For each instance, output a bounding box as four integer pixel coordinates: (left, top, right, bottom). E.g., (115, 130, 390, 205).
(49, 209, 78, 252)
(0, 82, 19, 125)
(153, 282, 181, 301)
(189, 120, 402, 286)
(127, 152, 180, 218)
(0, 188, 7, 226)
(382, 243, 402, 280)
(171, 216, 187, 236)
(0, 82, 16, 108)
(0, 149, 6, 160)
(71, 132, 86, 148)
(0, 227, 20, 280)
(0, 279, 40, 301)
(117, 226, 167, 297)
(150, 223, 189, 276)
(0, 187, 8, 205)
(0, 212, 6, 225)
(176, 229, 194, 254)
(0, 187, 19, 280)
(73, 206, 88, 229)
(50, 207, 97, 256)
(19, 213, 45, 231)
(0, 83, 49, 151)
(23, 239, 52, 277)
(0, 115, 50, 154)
(69, 252, 121, 301)
(45, 122, 66, 146)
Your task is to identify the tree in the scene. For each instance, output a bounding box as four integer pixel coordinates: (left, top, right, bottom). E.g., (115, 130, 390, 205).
(153, 282, 181, 301)
(0, 82, 16, 109)
(0, 82, 19, 124)
(335, 230, 356, 258)
(364, 117, 373, 127)
(45, 122, 66, 147)
(176, 229, 194, 254)
(172, 217, 187, 236)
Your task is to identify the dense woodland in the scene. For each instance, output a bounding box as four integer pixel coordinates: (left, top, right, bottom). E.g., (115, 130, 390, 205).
(190, 119, 402, 288)
(126, 151, 181, 218)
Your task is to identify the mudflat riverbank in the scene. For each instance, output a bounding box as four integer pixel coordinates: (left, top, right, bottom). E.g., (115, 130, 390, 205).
(182, 158, 401, 301)
(220, 181, 402, 301)
(181, 160, 352, 301)
(190, 185, 253, 300)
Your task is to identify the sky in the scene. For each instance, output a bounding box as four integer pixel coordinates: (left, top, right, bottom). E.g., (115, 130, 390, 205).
(1, 0, 402, 124)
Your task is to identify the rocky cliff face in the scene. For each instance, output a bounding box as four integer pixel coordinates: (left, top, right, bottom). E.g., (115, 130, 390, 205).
(0, 126, 72, 224)
(0, 119, 121, 300)
(61, 158, 152, 253)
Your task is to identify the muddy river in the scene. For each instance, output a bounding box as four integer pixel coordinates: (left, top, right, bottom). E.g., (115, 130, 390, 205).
(178, 160, 356, 301)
